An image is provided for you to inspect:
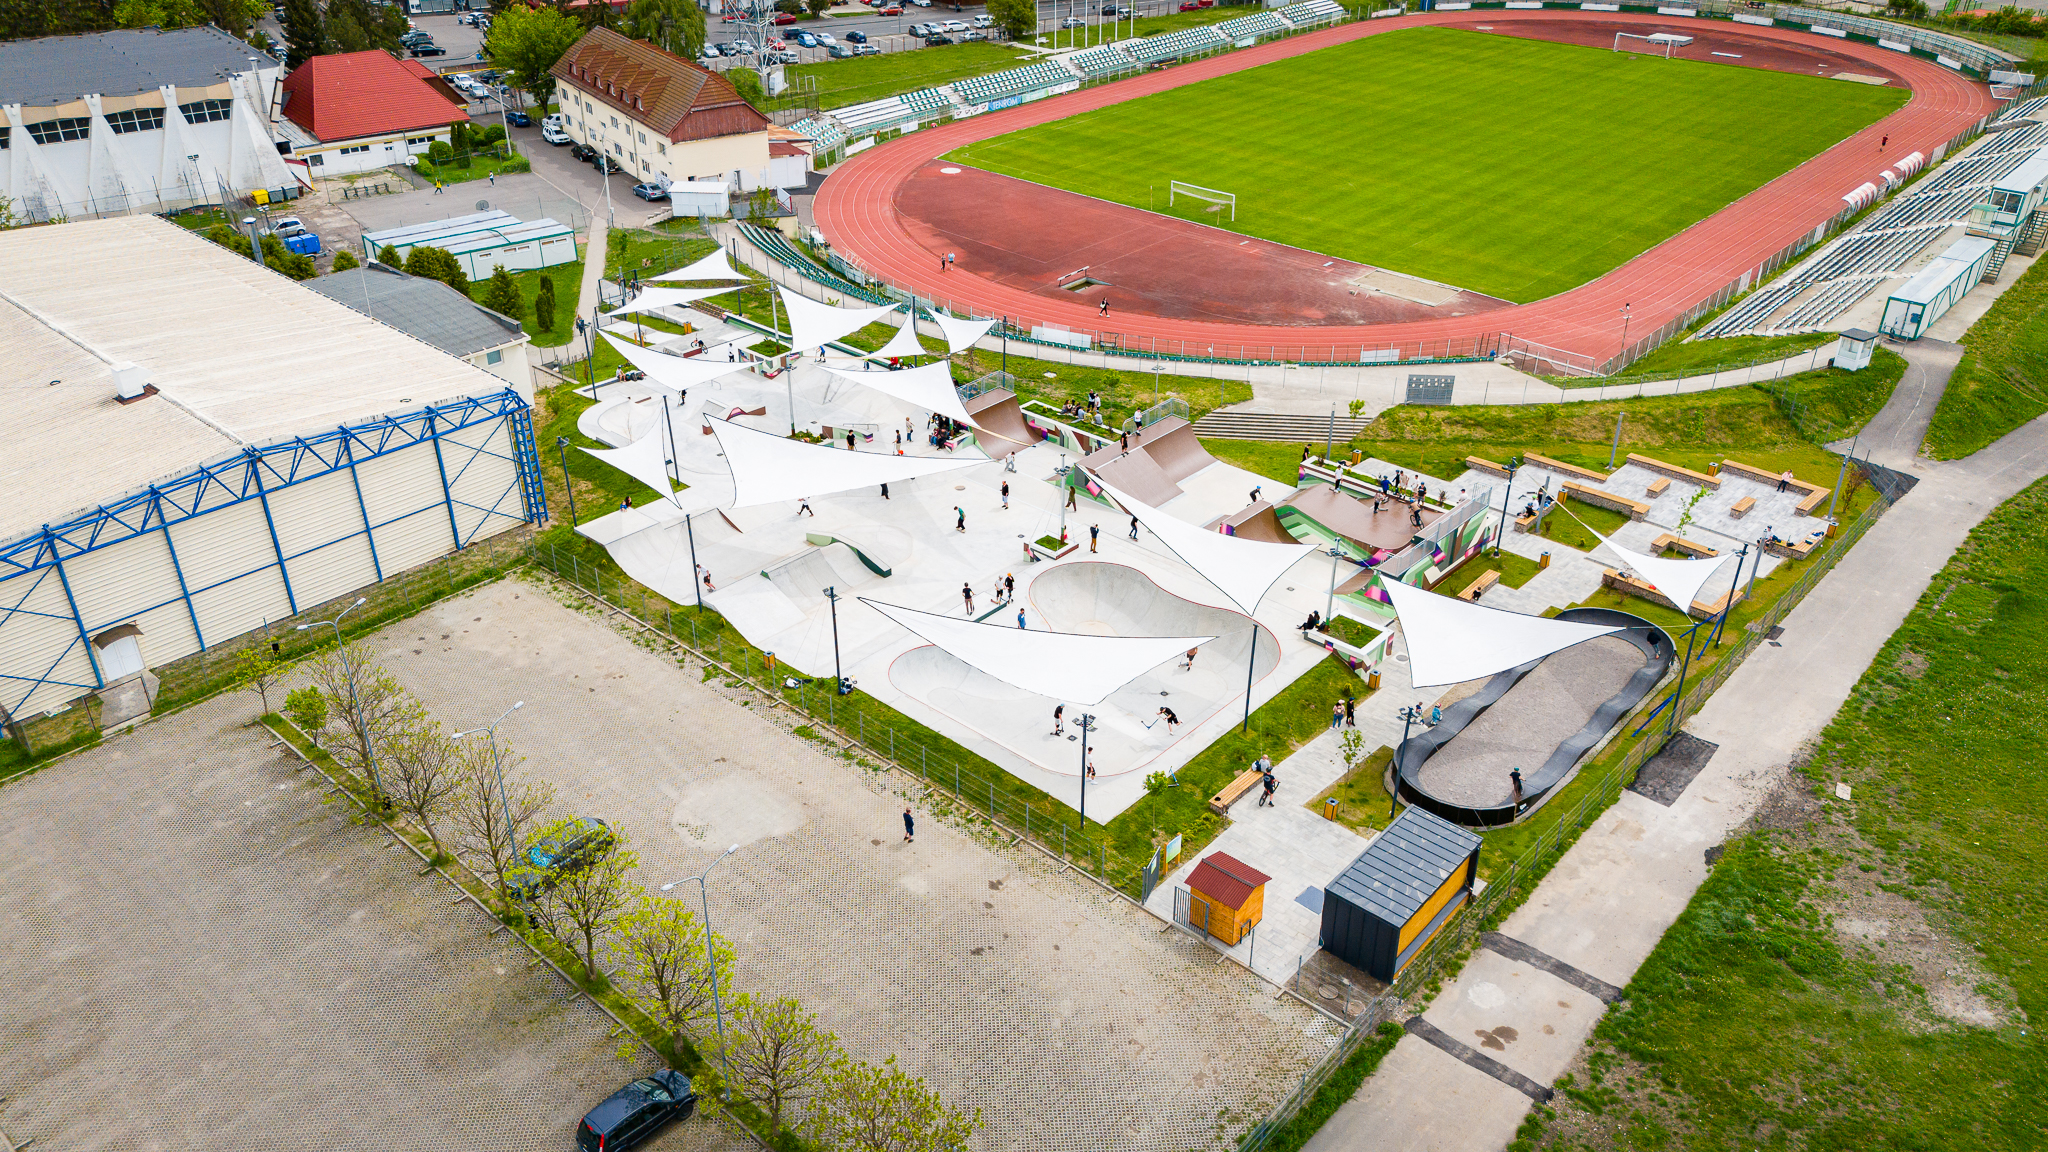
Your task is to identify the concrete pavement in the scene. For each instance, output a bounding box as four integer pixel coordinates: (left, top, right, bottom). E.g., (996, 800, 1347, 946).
(1304, 354, 2048, 1152)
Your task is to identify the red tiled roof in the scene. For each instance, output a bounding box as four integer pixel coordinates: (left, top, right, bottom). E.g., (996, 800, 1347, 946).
(280, 50, 471, 142)
(769, 140, 806, 158)
(1187, 851, 1270, 910)
(551, 27, 769, 145)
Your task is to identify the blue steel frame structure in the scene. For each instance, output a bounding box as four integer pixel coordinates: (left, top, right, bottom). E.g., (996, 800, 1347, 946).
(0, 389, 546, 722)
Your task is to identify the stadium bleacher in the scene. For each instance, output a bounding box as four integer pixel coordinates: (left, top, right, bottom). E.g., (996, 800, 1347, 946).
(787, 117, 845, 156)
(1774, 275, 1886, 331)
(736, 222, 894, 307)
(1695, 283, 1805, 340)
(1123, 26, 1228, 64)
(952, 61, 1080, 106)
(1277, 0, 1345, 27)
(901, 86, 954, 115)
(1066, 43, 1140, 78)
(1216, 10, 1288, 41)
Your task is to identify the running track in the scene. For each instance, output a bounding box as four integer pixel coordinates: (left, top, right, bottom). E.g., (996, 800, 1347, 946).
(813, 11, 1997, 367)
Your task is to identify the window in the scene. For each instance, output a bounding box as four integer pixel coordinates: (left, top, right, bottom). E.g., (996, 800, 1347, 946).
(27, 117, 89, 144)
(406, 135, 434, 146)
(637, 131, 646, 144)
(178, 98, 233, 124)
(308, 153, 324, 166)
(485, 349, 503, 365)
(610, 116, 619, 127)
(338, 144, 370, 155)
(0, 126, 8, 151)
(104, 107, 164, 134)
(657, 143, 666, 156)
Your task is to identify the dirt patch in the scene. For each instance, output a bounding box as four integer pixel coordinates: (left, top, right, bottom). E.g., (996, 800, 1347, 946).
(1895, 648, 1930, 679)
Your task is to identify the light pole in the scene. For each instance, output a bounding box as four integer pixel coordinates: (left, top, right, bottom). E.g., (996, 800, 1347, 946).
(1240, 624, 1258, 734)
(1324, 546, 1345, 621)
(1829, 434, 1858, 523)
(1151, 362, 1163, 403)
(1076, 711, 1096, 823)
(1392, 702, 1422, 817)
(1709, 542, 1747, 649)
(1746, 533, 1768, 602)
(1493, 457, 1520, 557)
(824, 585, 843, 692)
(556, 436, 579, 525)
(1056, 452, 1069, 541)
(660, 844, 742, 1101)
(454, 700, 526, 857)
(295, 596, 381, 802)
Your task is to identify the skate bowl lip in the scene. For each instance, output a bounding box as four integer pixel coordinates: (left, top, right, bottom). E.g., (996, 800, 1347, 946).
(1393, 606, 1673, 826)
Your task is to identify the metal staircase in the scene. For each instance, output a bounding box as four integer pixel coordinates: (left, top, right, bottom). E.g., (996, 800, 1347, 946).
(509, 405, 549, 524)
(2015, 208, 2048, 256)
(1983, 234, 2018, 283)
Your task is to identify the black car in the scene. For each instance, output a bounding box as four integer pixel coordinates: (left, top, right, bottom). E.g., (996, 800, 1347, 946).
(409, 45, 447, 56)
(577, 1070, 695, 1151)
(846, 29, 868, 42)
(569, 142, 597, 162)
(924, 32, 953, 44)
(507, 817, 614, 899)
(593, 154, 622, 174)
(505, 109, 530, 127)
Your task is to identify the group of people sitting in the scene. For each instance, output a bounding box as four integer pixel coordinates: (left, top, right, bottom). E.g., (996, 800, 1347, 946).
(1057, 391, 1105, 423)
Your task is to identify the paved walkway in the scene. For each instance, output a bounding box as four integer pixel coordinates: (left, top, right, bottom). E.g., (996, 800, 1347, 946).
(1305, 348, 2048, 1152)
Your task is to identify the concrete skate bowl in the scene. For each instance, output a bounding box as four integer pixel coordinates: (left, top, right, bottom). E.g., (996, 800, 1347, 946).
(1393, 608, 1672, 826)
(887, 562, 1276, 778)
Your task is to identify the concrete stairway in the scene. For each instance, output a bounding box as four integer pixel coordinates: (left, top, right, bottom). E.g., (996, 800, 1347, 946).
(1190, 411, 1374, 442)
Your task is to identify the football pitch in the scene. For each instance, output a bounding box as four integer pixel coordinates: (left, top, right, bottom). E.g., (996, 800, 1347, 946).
(945, 28, 1907, 303)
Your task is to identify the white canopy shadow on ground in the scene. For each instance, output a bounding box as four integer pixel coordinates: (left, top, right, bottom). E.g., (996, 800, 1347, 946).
(610, 286, 730, 318)
(651, 248, 749, 284)
(1596, 539, 1731, 614)
(780, 287, 897, 353)
(580, 429, 678, 507)
(861, 598, 1214, 705)
(708, 416, 984, 508)
(1091, 474, 1315, 615)
(821, 360, 976, 425)
(601, 332, 746, 392)
(1380, 579, 1624, 689)
(932, 312, 998, 353)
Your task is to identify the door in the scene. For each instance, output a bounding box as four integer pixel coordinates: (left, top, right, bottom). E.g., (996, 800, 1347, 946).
(93, 626, 145, 683)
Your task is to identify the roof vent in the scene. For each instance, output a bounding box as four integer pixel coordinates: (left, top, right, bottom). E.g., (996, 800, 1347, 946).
(111, 360, 157, 404)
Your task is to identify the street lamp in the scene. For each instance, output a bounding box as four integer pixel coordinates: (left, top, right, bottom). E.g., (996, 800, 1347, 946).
(555, 435, 579, 526)
(1324, 545, 1346, 622)
(295, 597, 381, 801)
(1075, 711, 1097, 823)
(660, 844, 742, 1101)
(454, 699, 525, 855)
(823, 586, 844, 693)
(1493, 456, 1520, 557)
(1392, 702, 1423, 817)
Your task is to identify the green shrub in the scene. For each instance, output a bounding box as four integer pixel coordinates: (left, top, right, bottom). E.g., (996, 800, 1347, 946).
(331, 249, 360, 272)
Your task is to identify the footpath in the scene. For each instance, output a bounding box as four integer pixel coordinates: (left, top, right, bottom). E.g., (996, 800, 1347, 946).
(1303, 345, 2048, 1152)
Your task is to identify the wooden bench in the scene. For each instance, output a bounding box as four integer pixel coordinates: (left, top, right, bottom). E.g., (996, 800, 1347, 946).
(1645, 477, 1670, 498)
(1513, 512, 1538, 534)
(1762, 535, 1818, 559)
(1561, 481, 1651, 521)
(1210, 768, 1265, 814)
(1456, 569, 1501, 601)
(1626, 453, 1721, 490)
(1719, 459, 1832, 517)
(1651, 532, 1719, 558)
(1729, 496, 1756, 519)
(1524, 452, 1609, 483)
(1465, 455, 1510, 479)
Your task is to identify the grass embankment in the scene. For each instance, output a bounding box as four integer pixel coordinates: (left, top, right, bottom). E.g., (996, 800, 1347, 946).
(1520, 478, 2048, 1151)
(951, 28, 1903, 301)
(1306, 746, 1396, 836)
(778, 42, 1035, 110)
(1926, 251, 2048, 459)
(1581, 331, 1839, 383)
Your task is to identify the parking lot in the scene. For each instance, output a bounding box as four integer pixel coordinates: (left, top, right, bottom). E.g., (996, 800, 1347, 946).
(0, 691, 751, 1150)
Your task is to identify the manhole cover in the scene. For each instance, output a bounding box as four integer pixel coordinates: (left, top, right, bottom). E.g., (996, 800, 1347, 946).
(1395, 654, 1408, 662)
(1318, 986, 1339, 999)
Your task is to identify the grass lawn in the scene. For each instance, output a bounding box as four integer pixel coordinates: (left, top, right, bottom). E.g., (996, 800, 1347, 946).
(779, 42, 1037, 111)
(1925, 250, 2048, 459)
(1583, 331, 1840, 384)
(1432, 550, 1541, 597)
(503, 261, 582, 346)
(414, 148, 528, 187)
(1305, 744, 1396, 836)
(948, 28, 1903, 301)
(1522, 479, 2048, 1151)
(950, 345, 1253, 424)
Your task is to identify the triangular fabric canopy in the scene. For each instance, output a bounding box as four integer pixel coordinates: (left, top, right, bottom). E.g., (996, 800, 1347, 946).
(610, 286, 731, 317)
(821, 360, 976, 425)
(1091, 475, 1314, 615)
(652, 248, 749, 284)
(709, 417, 984, 508)
(1600, 540, 1729, 614)
(932, 312, 998, 353)
(601, 332, 743, 391)
(865, 316, 930, 360)
(580, 429, 677, 506)
(861, 598, 1214, 705)
(779, 287, 897, 353)
(1379, 579, 1624, 688)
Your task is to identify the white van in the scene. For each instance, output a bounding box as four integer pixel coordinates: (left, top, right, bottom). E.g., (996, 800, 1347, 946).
(971, 12, 992, 26)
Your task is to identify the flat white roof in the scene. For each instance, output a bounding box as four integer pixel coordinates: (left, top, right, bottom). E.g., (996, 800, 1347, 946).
(1992, 148, 2048, 196)
(1890, 235, 1997, 305)
(0, 215, 516, 544)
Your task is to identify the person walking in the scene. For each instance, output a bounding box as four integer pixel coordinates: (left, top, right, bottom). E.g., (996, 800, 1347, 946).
(797, 497, 814, 517)
(1330, 701, 1344, 730)
(902, 807, 915, 843)
(894, 429, 902, 451)
(1089, 524, 1099, 553)
(1509, 768, 1524, 811)
(1001, 480, 1010, 509)
(1065, 486, 1077, 511)
(434, 180, 444, 195)
(1181, 647, 1198, 671)
(1343, 695, 1356, 727)
(1004, 573, 1015, 600)
(962, 582, 974, 614)
(1129, 514, 1140, 540)
(955, 506, 966, 532)
(1050, 703, 1065, 735)
(488, 170, 495, 186)
(1016, 607, 1027, 629)
(1098, 298, 1109, 317)
(879, 483, 889, 500)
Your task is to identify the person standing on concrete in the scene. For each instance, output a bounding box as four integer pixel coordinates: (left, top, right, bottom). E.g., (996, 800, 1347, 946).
(1065, 486, 1078, 511)
(1004, 573, 1015, 600)
(1156, 706, 1179, 733)
(1343, 696, 1356, 727)
(1089, 524, 1100, 553)
(879, 483, 889, 500)
(1016, 607, 1027, 629)
(797, 497, 813, 517)
(846, 430, 857, 451)
(962, 582, 974, 614)
(902, 807, 915, 843)
(955, 506, 966, 532)
(1050, 703, 1064, 735)
(1001, 480, 1010, 509)
(1129, 514, 1140, 540)
(1181, 647, 1199, 671)
(1379, 474, 1391, 496)
(1509, 768, 1524, 811)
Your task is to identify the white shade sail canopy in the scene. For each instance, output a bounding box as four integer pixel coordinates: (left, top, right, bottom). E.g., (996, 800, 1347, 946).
(933, 312, 998, 352)
(1599, 540, 1729, 614)
(862, 598, 1214, 705)
(580, 429, 677, 506)
(1380, 579, 1623, 688)
(866, 315, 930, 360)
(709, 417, 983, 508)
(1092, 475, 1314, 615)
(821, 360, 976, 425)
(652, 248, 749, 284)
(601, 332, 744, 391)
(609, 285, 731, 317)
(779, 287, 898, 353)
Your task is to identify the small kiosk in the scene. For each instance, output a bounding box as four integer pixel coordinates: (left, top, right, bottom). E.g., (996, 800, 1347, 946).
(1834, 328, 1879, 371)
(1185, 851, 1270, 946)
(1319, 808, 1481, 981)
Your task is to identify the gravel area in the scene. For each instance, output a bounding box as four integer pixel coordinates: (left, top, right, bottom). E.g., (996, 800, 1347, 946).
(1413, 636, 1644, 807)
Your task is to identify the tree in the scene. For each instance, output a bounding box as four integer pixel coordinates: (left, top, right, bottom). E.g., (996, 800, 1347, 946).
(805, 0, 832, 16)
(234, 646, 282, 715)
(808, 1055, 983, 1152)
(405, 245, 470, 298)
(280, 0, 325, 70)
(309, 639, 410, 809)
(529, 819, 641, 976)
(204, 222, 253, 258)
(535, 275, 557, 332)
(447, 737, 554, 900)
(727, 66, 765, 111)
(623, 0, 705, 58)
(718, 995, 841, 1138)
(615, 895, 735, 1054)
(331, 249, 361, 272)
(488, 3, 584, 110)
(259, 233, 317, 280)
(984, 0, 1035, 41)
(323, 1, 372, 53)
(378, 244, 404, 269)
(284, 685, 328, 745)
(383, 699, 462, 859)
(482, 264, 525, 321)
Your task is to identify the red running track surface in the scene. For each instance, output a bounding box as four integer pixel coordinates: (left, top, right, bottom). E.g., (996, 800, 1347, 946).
(813, 11, 1997, 366)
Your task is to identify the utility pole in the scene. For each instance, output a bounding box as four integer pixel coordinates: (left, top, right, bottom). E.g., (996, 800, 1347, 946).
(1076, 711, 1096, 823)
(1608, 411, 1624, 469)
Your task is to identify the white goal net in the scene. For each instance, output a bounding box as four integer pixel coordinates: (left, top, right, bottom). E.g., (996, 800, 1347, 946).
(1613, 32, 1690, 58)
(1169, 180, 1236, 221)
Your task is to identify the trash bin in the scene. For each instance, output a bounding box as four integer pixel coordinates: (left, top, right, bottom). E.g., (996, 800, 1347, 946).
(1540, 551, 1551, 570)
(1324, 797, 1340, 821)
(1367, 667, 1381, 691)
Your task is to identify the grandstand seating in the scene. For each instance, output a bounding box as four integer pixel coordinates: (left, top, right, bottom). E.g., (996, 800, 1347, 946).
(901, 86, 954, 115)
(1216, 11, 1288, 40)
(1694, 283, 1804, 340)
(1277, 0, 1344, 26)
(833, 95, 920, 134)
(1997, 94, 2048, 123)
(737, 222, 893, 307)
(1775, 275, 1885, 331)
(787, 117, 844, 155)
(1123, 26, 1227, 64)
(952, 62, 1080, 106)
(1863, 186, 1992, 232)
(1066, 43, 1140, 78)
(1920, 148, 2031, 194)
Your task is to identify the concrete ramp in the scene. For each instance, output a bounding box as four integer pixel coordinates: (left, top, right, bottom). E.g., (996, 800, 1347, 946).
(1136, 418, 1216, 484)
(1090, 447, 1182, 508)
(963, 389, 1040, 459)
(764, 542, 883, 608)
(804, 532, 893, 577)
(1209, 501, 1295, 544)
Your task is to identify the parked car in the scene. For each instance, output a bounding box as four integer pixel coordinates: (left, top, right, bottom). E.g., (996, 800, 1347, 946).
(972, 12, 993, 25)
(409, 45, 447, 56)
(543, 112, 566, 128)
(941, 19, 966, 31)
(576, 1071, 696, 1152)
(769, 48, 799, 62)
(846, 29, 868, 41)
(505, 109, 531, 127)
(879, 4, 902, 14)
(795, 30, 816, 45)
(829, 42, 855, 56)
(508, 817, 614, 900)
(730, 38, 756, 53)
(854, 42, 881, 53)
(815, 30, 838, 44)
(569, 142, 597, 162)
(959, 28, 985, 39)
(542, 123, 571, 144)
(593, 154, 622, 174)
(908, 22, 930, 35)
(632, 182, 668, 201)
(771, 11, 797, 23)
(924, 32, 953, 44)
(1060, 15, 1084, 25)
(271, 215, 307, 237)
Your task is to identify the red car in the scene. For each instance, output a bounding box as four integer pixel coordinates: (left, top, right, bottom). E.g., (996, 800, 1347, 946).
(880, 4, 902, 12)
(772, 11, 797, 23)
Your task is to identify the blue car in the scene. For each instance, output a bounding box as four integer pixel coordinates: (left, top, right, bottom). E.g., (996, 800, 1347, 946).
(847, 29, 868, 42)
(506, 816, 613, 900)
(577, 1070, 696, 1151)
(505, 109, 530, 127)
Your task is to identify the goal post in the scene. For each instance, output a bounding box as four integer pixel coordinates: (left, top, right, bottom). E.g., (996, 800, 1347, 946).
(1613, 31, 1688, 58)
(1169, 180, 1236, 222)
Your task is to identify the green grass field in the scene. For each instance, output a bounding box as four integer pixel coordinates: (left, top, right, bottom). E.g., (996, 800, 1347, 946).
(947, 28, 1905, 302)
(781, 42, 1037, 110)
